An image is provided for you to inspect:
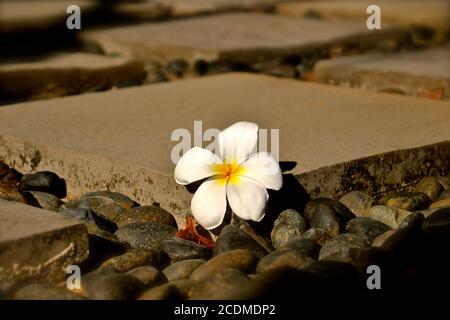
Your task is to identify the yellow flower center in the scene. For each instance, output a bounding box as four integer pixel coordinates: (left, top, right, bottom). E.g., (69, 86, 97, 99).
(212, 161, 245, 185)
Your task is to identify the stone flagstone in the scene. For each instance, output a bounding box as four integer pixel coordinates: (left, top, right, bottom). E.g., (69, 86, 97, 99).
(0, 53, 147, 104)
(314, 45, 450, 100)
(276, 0, 450, 42)
(0, 199, 89, 285)
(0, 73, 449, 222)
(79, 12, 408, 64)
(163, 0, 287, 17)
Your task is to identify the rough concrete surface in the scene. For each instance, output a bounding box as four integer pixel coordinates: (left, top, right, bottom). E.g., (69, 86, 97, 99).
(79, 13, 407, 64)
(0, 53, 146, 103)
(0, 199, 89, 284)
(0, 73, 449, 219)
(314, 46, 450, 100)
(276, 0, 450, 41)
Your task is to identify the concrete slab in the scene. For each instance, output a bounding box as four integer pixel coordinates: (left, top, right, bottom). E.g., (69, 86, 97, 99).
(0, 73, 449, 217)
(276, 0, 450, 41)
(314, 46, 450, 100)
(163, 0, 286, 17)
(0, 199, 89, 284)
(79, 12, 408, 64)
(0, 53, 146, 104)
(0, 0, 97, 33)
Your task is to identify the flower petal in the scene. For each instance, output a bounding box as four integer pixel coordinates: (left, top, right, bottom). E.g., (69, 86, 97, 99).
(227, 176, 268, 222)
(240, 152, 283, 190)
(174, 147, 222, 185)
(218, 122, 258, 165)
(191, 177, 228, 230)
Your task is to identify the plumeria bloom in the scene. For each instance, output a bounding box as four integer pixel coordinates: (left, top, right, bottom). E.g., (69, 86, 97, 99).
(174, 122, 282, 230)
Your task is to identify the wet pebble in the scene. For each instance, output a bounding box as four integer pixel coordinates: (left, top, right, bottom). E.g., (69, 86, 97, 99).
(256, 249, 313, 273)
(300, 228, 330, 246)
(214, 224, 268, 259)
(339, 191, 374, 217)
(19, 171, 66, 198)
(305, 197, 355, 221)
(270, 209, 306, 250)
(115, 205, 177, 228)
(189, 268, 250, 299)
(190, 249, 256, 281)
(82, 272, 145, 300)
(162, 237, 211, 262)
(430, 198, 450, 209)
(380, 192, 430, 211)
(309, 204, 342, 237)
(368, 205, 411, 229)
(101, 249, 161, 272)
(24, 191, 63, 210)
(163, 259, 205, 281)
(414, 176, 443, 202)
(422, 207, 450, 233)
(319, 233, 369, 263)
(127, 266, 167, 287)
(285, 238, 321, 259)
(59, 207, 117, 233)
(169, 279, 196, 299)
(115, 222, 177, 251)
(346, 217, 391, 244)
(68, 190, 138, 222)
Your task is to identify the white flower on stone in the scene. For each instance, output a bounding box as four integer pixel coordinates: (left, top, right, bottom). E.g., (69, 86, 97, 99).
(174, 122, 283, 230)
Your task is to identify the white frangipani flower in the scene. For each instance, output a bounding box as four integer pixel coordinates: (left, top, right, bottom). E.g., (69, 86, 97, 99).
(174, 122, 282, 230)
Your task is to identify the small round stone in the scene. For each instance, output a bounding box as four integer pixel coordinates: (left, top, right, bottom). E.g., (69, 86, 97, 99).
(256, 249, 313, 273)
(285, 238, 321, 259)
(163, 259, 205, 281)
(82, 272, 145, 300)
(270, 209, 306, 250)
(162, 237, 211, 262)
(309, 205, 342, 237)
(339, 191, 374, 217)
(380, 192, 430, 211)
(101, 249, 161, 272)
(300, 228, 331, 246)
(127, 266, 167, 287)
(319, 233, 369, 263)
(346, 217, 391, 244)
(19, 171, 67, 198)
(115, 222, 177, 251)
(368, 205, 411, 229)
(423, 207, 450, 233)
(430, 198, 450, 209)
(214, 224, 268, 259)
(190, 249, 256, 281)
(24, 191, 63, 210)
(414, 176, 444, 202)
(72, 190, 138, 222)
(305, 197, 355, 222)
(115, 205, 177, 228)
(189, 268, 250, 299)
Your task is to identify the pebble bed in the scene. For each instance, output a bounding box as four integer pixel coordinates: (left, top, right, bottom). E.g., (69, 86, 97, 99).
(1, 160, 449, 300)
